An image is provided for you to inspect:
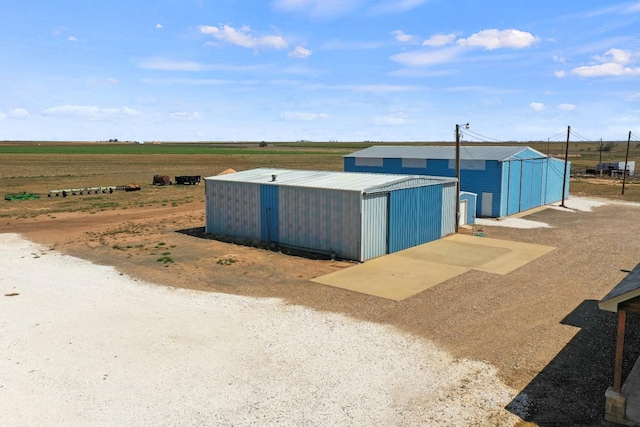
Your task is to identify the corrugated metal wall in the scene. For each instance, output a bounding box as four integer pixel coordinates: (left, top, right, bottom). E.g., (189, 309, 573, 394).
(278, 186, 362, 260)
(260, 184, 279, 243)
(205, 180, 261, 239)
(361, 193, 388, 260)
(388, 185, 443, 253)
(345, 157, 501, 217)
(441, 182, 456, 236)
(460, 192, 477, 225)
(503, 158, 564, 216)
(544, 158, 570, 203)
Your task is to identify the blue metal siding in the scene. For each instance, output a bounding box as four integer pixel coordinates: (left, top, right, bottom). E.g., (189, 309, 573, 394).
(345, 156, 499, 217)
(520, 160, 535, 211)
(260, 185, 279, 243)
(505, 160, 520, 216)
(361, 193, 388, 260)
(463, 160, 502, 217)
(388, 186, 442, 253)
(460, 192, 477, 225)
(345, 147, 567, 218)
(545, 158, 570, 203)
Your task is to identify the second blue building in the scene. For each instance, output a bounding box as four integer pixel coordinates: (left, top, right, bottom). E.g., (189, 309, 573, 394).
(344, 145, 570, 218)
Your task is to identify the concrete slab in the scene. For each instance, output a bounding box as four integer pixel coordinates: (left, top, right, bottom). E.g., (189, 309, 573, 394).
(444, 234, 557, 275)
(312, 234, 556, 301)
(313, 257, 470, 301)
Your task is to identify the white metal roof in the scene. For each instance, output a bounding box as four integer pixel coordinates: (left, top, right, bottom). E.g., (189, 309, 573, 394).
(344, 145, 547, 161)
(205, 168, 456, 193)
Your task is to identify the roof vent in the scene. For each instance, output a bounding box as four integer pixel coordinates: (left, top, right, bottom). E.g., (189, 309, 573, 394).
(271, 174, 277, 182)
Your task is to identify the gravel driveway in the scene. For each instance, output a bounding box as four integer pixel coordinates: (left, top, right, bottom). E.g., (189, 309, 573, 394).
(1, 233, 518, 426)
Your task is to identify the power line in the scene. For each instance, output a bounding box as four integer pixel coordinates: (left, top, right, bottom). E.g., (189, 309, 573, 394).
(461, 128, 503, 143)
(568, 128, 593, 142)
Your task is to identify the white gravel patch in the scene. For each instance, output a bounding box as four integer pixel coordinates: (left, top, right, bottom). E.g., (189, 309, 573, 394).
(0, 233, 518, 426)
(475, 217, 551, 229)
(549, 196, 640, 212)
(476, 197, 640, 229)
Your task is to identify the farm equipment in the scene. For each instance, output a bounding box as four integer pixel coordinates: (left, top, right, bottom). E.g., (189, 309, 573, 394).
(5, 192, 40, 201)
(47, 184, 140, 197)
(153, 175, 172, 186)
(174, 175, 201, 185)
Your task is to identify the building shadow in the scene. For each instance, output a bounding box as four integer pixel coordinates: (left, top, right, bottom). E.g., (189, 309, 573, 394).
(175, 227, 335, 261)
(507, 300, 640, 425)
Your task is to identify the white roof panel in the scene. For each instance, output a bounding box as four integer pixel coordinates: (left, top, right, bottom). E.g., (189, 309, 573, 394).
(344, 145, 546, 161)
(205, 168, 456, 193)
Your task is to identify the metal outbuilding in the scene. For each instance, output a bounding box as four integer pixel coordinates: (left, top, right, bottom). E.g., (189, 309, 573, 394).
(205, 168, 457, 261)
(343, 146, 570, 218)
(459, 191, 477, 226)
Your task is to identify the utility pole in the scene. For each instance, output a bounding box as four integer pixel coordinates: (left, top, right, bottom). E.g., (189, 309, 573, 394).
(455, 124, 461, 233)
(454, 123, 469, 232)
(599, 138, 603, 169)
(561, 125, 570, 208)
(622, 131, 631, 195)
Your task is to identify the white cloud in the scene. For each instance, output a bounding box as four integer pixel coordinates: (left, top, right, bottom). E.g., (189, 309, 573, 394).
(289, 46, 312, 59)
(391, 30, 419, 44)
(422, 33, 457, 47)
(529, 102, 545, 111)
(272, 0, 363, 19)
(372, 0, 428, 14)
(52, 26, 69, 36)
(169, 111, 203, 120)
(571, 48, 640, 77)
(140, 78, 231, 85)
(280, 111, 329, 121)
(140, 60, 207, 71)
(200, 25, 287, 50)
(555, 70, 566, 78)
(9, 108, 30, 119)
(597, 48, 632, 64)
(552, 55, 565, 63)
(343, 84, 422, 92)
(105, 78, 118, 85)
(0, 111, 5, 121)
(156, 23, 163, 29)
(43, 105, 141, 120)
(68, 36, 78, 42)
(371, 112, 407, 125)
(572, 62, 640, 77)
(558, 103, 576, 111)
(391, 47, 459, 67)
(457, 29, 539, 50)
(137, 59, 266, 72)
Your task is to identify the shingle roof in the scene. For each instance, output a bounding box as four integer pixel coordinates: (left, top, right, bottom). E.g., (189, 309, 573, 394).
(344, 145, 547, 161)
(599, 262, 640, 312)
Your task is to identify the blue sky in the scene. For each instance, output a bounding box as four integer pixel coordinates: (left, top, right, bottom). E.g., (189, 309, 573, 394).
(2, 0, 640, 142)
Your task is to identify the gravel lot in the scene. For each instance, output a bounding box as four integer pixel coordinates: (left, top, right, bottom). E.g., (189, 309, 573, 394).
(1, 233, 517, 426)
(2, 196, 640, 425)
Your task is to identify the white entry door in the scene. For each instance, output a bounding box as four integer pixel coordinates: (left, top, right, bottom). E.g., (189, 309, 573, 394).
(459, 199, 467, 226)
(481, 192, 493, 217)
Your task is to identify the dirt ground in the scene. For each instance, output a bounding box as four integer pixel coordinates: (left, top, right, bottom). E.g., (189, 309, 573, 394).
(2, 195, 640, 425)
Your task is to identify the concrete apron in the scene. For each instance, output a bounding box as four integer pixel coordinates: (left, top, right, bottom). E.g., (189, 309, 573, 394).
(312, 234, 556, 301)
